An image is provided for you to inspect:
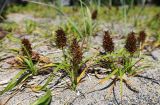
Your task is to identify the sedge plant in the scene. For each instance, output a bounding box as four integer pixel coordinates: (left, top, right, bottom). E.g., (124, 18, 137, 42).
(0, 38, 37, 95)
(0, 38, 53, 95)
(0, 38, 57, 105)
(94, 31, 147, 100)
(54, 28, 89, 91)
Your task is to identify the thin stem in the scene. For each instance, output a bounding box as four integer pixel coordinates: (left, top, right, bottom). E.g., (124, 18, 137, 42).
(139, 42, 142, 57)
(71, 68, 76, 90)
(62, 47, 67, 62)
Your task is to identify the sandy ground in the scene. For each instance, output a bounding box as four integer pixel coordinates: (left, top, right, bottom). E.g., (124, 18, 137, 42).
(0, 13, 159, 105)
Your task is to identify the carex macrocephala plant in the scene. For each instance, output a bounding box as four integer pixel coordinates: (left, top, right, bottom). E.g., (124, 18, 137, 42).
(55, 33, 85, 90)
(123, 32, 139, 75)
(20, 38, 38, 75)
(96, 31, 114, 69)
(95, 31, 145, 101)
(0, 38, 38, 95)
(70, 38, 83, 90)
(95, 31, 114, 69)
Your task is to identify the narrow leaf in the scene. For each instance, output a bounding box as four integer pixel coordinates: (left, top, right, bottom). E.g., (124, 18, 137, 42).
(99, 69, 119, 84)
(0, 69, 30, 95)
(31, 89, 52, 105)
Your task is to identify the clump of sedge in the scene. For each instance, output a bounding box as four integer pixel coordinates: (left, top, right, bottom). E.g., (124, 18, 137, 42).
(55, 28, 67, 49)
(125, 32, 137, 54)
(69, 38, 83, 90)
(103, 31, 114, 53)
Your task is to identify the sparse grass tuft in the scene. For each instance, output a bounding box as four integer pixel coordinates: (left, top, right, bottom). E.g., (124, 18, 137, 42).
(25, 20, 37, 34)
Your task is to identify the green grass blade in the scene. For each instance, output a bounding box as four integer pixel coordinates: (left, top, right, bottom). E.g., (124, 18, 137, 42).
(23, 57, 32, 68)
(119, 69, 123, 99)
(34, 74, 55, 91)
(68, 19, 83, 39)
(6, 34, 21, 43)
(23, 57, 37, 75)
(99, 68, 119, 84)
(31, 89, 52, 105)
(0, 69, 30, 95)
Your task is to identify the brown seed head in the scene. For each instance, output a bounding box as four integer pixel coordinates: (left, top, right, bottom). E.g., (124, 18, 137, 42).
(31, 51, 40, 62)
(125, 32, 137, 54)
(70, 39, 83, 65)
(21, 38, 32, 56)
(102, 31, 114, 53)
(138, 31, 146, 44)
(55, 28, 67, 49)
(0, 27, 7, 40)
(91, 9, 98, 20)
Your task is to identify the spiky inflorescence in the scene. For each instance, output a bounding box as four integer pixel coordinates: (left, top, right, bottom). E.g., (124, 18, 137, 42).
(55, 28, 67, 49)
(91, 9, 98, 20)
(138, 31, 146, 44)
(70, 39, 82, 66)
(21, 38, 32, 56)
(125, 32, 137, 54)
(102, 31, 114, 53)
